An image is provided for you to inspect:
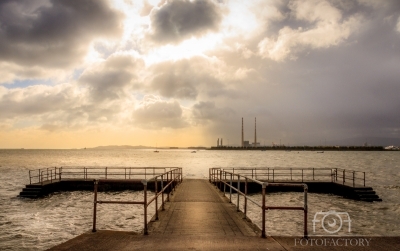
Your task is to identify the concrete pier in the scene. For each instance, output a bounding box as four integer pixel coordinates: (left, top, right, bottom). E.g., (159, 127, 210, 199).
(48, 179, 399, 251)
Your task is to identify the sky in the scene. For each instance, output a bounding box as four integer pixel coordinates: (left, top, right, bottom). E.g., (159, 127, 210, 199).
(0, 0, 399, 149)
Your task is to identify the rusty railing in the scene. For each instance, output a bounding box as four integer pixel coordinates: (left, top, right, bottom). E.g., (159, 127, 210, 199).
(28, 167, 177, 185)
(210, 167, 366, 187)
(92, 167, 183, 234)
(210, 168, 308, 238)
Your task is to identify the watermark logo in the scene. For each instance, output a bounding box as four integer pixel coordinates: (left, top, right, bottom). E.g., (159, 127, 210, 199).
(295, 210, 371, 247)
(312, 210, 351, 234)
(294, 238, 371, 247)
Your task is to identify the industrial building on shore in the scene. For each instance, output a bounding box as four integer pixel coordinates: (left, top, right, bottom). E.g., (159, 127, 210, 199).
(211, 117, 386, 151)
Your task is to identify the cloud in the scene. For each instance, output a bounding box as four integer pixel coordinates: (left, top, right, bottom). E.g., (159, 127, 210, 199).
(0, 62, 67, 84)
(140, 0, 154, 16)
(192, 101, 235, 124)
(78, 53, 144, 101)
(132, 95, 188, 129)
(147, 56, 224, 99)
(0, 83, 79, 121)
(148, 0, 223, 44)
(0, 0, 123, 68)
(0, 80, 133, 131)
(258, 0, 362, 61)
(397, 17, 400, 33)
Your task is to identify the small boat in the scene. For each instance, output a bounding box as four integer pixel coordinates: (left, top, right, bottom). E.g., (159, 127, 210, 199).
(191, 151, 196, 153)
(154, 143, 159, 153)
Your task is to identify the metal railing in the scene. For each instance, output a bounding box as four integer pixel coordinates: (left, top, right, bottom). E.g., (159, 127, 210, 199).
(92, 167, 183, 234)
(210, 167, 366, 187)
(29, 167, 61, 185)
(210, 168, 308, 238)
(28, 167, 177, 185)
(332, 168, 366, 187)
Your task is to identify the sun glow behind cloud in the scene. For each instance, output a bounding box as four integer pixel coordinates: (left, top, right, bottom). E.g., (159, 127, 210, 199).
(144, 34, 223, 64)
(1, 0, 400, 148)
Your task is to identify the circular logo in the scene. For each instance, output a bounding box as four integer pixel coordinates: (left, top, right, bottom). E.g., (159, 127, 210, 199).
(321, 213, 343, 234)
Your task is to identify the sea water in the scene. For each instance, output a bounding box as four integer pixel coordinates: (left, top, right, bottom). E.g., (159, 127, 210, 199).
(0, 149, 399, 250)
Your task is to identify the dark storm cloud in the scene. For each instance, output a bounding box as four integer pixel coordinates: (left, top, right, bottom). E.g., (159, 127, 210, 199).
(187, 0, 400, 146)
(148, 57, 224, 99)
(78, 54, 144, 101)
(192, 101, 235, 124)
(0, 0, 123, 67)
(148, 0, 223, 44)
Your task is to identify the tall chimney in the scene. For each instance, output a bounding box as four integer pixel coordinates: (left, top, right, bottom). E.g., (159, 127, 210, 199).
(241, 118, 244, 147)
(254, 117, 257, 147)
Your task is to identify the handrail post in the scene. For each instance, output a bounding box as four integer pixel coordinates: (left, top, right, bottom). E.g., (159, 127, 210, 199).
(290, 168, 292, 180)
(304, 185, 308, 238)
(105, 167, 107, 179)
(364, 172, 365, 187)
(29, 170, 32, 185)
(343, 170, 345, 185)
(92, 179, 98, 232)
(313, 168, 315, 181)
(244, 178, 248, 219)
(335, 168, 338, 181)
(142, 180, 148, 235)
(171, 170, 173, 193)
(237, 175, 240, 212)
(223, 170, 226, 196)
(59, 167, 62, 181)
(261, 183, 266, 238)
(167, 172, 170, 202)
(155, 177, 158, 220)
(161, 174, 165, 211)
(353, 171, 355, 187)
(302, 169, 303, 182)
(219, 169, 222, 190)
(229, 173, 232, 203)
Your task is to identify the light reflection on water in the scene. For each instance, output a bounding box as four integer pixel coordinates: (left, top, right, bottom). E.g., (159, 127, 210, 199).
(0, 149, 399, 250)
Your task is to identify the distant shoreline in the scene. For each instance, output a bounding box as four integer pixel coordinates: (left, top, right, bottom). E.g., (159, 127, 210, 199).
(1, 145, 398, 151)
(209, 146, 399, 151)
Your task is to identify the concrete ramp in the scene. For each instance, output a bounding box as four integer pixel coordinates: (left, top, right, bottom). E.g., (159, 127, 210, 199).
(49, 179, 399, 251)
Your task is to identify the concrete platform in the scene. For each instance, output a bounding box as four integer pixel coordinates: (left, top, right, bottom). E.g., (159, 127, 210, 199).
(48, 179, 399, 251)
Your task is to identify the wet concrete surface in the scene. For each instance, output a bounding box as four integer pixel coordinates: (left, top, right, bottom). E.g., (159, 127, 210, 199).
(48, 179, 399, 251)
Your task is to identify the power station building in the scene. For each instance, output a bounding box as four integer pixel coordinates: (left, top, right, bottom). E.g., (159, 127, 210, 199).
(242, 117, 259, 147)
(215, 117, 260, 148)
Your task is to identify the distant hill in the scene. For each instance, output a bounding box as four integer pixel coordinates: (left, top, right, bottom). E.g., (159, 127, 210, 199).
(91, 145, 152, 149)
